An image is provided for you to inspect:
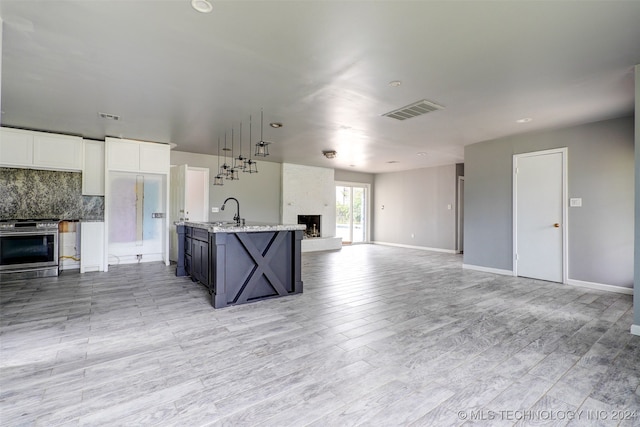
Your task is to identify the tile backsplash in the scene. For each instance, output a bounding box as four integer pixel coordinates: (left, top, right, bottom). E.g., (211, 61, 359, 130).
(0, 167, 104, 220)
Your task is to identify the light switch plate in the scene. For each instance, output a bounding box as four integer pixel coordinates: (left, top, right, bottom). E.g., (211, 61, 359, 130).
(211, 207, 219, 213)
(570, 198, 582, 207)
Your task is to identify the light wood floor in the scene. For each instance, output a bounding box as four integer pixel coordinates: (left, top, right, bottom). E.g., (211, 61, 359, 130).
(1, 245, 638, 426)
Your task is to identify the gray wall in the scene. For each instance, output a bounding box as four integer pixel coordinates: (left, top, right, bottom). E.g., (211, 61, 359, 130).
(374, 164, 457, 250)
(170, 151, 281, 224)
(334, 169, 375, 185)
(464, 116, 634, 288)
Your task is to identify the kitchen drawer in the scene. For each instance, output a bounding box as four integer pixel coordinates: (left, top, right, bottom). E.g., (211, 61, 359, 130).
(192, 228, 209, 242)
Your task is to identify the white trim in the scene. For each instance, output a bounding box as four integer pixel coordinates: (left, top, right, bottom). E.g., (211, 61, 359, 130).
(373, 241, 457, 254)
(513, 147, 568, 283)
(631, 325, 640, 336)
(462, 264, 514, 276)
(566, 279, 633, 295)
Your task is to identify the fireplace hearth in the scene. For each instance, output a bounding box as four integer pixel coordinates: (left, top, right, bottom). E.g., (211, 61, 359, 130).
(298, 215, 321, 238)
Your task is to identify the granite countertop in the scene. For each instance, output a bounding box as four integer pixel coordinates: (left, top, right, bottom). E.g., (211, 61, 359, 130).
(177, 221, 306, 233)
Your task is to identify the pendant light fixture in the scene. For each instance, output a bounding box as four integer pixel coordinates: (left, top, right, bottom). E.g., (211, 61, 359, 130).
(254, 109, 271, 157)
(227, 128, 239, 180)
(244, 114, 258, 173)
(234, 121, 247, 170)
(213, 136, 224, 186)
(220, 132, 232, 176)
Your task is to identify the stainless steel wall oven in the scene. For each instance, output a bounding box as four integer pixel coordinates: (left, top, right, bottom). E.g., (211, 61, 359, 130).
(0, 219, 60, 279)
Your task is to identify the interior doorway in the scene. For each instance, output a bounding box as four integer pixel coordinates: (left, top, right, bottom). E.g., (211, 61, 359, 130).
(513, 148, 567, 283)
(335, 183, 369, 244)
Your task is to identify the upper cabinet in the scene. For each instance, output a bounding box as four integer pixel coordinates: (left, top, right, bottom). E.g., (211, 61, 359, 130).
(106, 137, 170, 174)
(0, 128, 33, 166)
(33, 133, 83, 171)
(0, 127, 83, 171)
(83, 140, 105, 195)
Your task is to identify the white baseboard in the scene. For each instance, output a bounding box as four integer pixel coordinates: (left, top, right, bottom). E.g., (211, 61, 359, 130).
(462, 264, 514, 276)
(631, 325, 640, 336)
(566, 279, 633, 295)
(372, 241, 457, 254)
(108, 253, 164, 266)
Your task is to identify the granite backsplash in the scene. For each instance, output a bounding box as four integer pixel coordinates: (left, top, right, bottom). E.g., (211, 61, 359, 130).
(0, 167, 104, 220)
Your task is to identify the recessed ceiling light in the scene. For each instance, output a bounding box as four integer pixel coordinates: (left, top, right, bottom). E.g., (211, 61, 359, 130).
(516, 117, 533, 123)
(191, 0, 213, 13)
(389, 80, 402, 87)
(416, 152, 428, 156)
(270, 122, 283, 128)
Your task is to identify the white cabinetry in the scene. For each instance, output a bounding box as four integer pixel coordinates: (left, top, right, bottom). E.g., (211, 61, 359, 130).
(82, 140, 105, 195)
(106, 137, 170, 173)
(0, 127, 83, 171)
(80, 222, 105, 273)
(0, 128, 33, 166)
(33, 133, 83, 170)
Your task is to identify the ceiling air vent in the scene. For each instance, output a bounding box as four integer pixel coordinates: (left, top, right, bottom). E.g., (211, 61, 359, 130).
(382, 99, 445, 121)
(98, 112, 120, 121)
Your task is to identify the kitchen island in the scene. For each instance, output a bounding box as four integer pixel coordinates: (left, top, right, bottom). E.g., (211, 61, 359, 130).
(175, 221, 305, 308)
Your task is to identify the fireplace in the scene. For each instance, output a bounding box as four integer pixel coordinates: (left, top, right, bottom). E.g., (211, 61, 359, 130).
(298, 215, 321, 238)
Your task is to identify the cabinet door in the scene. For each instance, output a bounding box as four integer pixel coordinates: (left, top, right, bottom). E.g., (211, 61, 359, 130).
(80, 222, 105, 273)
(82, 140, 105, 195)
(139, 142, 170, 173)
(106, 138, 140, 171)
(193, 239, 209, 284)
(0, 128, 34, 167)
(33, 133, 83, 171)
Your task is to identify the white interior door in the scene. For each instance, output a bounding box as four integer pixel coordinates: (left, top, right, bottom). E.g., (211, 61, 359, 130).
(514, 149, 566, 282)
(186, 167, 209, 222)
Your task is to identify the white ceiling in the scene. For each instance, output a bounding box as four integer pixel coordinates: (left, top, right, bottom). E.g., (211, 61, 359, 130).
(0, 0, 638, 173)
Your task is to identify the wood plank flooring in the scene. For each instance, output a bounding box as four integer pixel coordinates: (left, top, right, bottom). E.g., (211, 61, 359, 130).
(1, 245, 639, 426)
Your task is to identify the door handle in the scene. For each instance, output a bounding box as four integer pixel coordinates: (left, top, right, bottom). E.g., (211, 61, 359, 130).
(553, 223, 560, 228)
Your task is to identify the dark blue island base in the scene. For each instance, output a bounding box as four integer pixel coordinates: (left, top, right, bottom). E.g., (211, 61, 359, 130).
(176, 224, 303, 308)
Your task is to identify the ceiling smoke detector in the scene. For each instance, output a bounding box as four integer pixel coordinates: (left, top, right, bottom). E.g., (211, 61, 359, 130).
(382, 99, 445, 121)
(322, 150, 337, 159)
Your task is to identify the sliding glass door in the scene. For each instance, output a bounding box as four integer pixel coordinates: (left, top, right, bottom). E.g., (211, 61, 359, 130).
(336, 183, 368, 244)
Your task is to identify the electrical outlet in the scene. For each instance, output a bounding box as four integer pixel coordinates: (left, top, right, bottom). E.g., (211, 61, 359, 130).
(211, 207, 219, 213)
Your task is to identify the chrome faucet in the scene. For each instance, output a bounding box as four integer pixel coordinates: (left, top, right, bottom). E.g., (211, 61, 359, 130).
(221, 197, 242, 225)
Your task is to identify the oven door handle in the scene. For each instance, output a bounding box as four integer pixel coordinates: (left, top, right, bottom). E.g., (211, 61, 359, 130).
(0, 231, 58, 237)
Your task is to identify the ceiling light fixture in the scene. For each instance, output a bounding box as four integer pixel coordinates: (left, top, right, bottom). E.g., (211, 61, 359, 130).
(389, 80, 402, 87)
(234, 122, 247, 171)
(244, 115, 258, 173)
(226, 128, 239, 181)
(220, 132, 232, 177)
(191, 0, 213, 13)
(516, 117, 533, 123)
(270, 122, 283, 128)
(322, 150, 337, 159)
(254, 109, 271, 157)
(416, 152, 428, 156)
(213, 137, 224, 186)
